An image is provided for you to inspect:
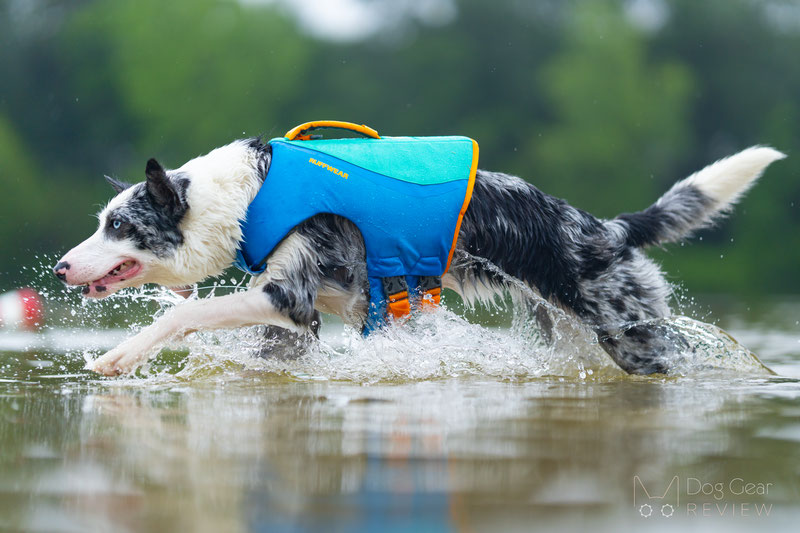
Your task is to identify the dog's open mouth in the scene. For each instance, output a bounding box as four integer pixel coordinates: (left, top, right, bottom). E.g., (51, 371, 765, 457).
(82, 259, 142, 297)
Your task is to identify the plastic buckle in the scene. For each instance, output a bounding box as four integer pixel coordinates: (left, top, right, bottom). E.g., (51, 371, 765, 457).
(382, 276, 411, 319)
(418, 275, 442, 309)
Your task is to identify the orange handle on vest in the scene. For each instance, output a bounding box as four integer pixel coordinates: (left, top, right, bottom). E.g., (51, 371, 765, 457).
(284, 121, 381, 141)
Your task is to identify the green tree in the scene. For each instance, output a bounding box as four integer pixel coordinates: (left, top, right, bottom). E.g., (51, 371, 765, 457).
(524, 1, 693, 218)
(649, 0, 800, 294)
(60, 0, 312, 165)
(0, 0, 797, 295)
(0, 113, 44, 267)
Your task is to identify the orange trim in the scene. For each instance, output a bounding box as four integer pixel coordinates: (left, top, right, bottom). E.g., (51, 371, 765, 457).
(443, 138, 479, 274)
(284, 120, 381, 141)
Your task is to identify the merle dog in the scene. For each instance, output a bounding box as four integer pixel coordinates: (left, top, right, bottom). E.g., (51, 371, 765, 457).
(53, 139, 784, 376)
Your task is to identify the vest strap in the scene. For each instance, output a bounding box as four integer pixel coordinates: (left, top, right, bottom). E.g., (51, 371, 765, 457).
(418, 275, 442, 309)
(382, 276, 411, 319)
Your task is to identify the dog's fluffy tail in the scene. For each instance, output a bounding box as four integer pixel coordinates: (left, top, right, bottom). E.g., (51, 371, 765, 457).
(615, 146, 786, 247)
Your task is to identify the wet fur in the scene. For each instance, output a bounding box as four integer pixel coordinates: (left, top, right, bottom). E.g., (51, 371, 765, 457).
(57, 140, 784, 375)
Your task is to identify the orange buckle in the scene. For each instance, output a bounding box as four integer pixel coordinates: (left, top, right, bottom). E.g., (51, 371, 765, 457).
(387, 290, 411, 319)
(420, 287, 441, 310)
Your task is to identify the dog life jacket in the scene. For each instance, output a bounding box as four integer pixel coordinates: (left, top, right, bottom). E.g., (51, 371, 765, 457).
(234, 121, 479, 334)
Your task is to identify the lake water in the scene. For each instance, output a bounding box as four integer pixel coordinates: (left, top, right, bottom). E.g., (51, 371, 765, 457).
(1, 286, 799, 532)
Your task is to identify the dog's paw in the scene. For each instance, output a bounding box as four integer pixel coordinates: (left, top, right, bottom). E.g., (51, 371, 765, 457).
(87, 344, 148, 376)
(87, 347, 126, 376)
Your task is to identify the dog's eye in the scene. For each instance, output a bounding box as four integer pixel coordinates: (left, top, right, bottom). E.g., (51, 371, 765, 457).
(112, 219, 121, 229)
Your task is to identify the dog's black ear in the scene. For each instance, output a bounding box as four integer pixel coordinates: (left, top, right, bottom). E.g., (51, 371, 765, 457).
(104, 175, 132, 194)
(145, 158, 183, 210)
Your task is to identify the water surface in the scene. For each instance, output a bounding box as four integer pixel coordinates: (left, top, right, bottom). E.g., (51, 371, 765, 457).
(1, 292, 799, 532)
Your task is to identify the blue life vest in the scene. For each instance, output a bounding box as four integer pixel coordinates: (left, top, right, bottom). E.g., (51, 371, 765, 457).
(234, 122, 478, 333)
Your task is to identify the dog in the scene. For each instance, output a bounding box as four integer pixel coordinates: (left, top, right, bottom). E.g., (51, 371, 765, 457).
(53, 136, 784, 376)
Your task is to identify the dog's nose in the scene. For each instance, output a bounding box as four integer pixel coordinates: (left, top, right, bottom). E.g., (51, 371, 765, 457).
(53, 261, 70, 282)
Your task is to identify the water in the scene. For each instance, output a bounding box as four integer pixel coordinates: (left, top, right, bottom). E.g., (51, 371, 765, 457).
(1, 265, 799, 531)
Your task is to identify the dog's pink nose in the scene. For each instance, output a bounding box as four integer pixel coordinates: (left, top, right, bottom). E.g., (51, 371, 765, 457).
(53, 261, 71, 283)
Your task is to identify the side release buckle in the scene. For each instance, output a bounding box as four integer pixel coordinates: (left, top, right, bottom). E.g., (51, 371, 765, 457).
(382, 276, 411, 319)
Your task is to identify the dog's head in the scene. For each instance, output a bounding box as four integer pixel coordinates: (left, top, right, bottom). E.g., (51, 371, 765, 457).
(54, 139, 268, 298)
(53, 158, 191, 298)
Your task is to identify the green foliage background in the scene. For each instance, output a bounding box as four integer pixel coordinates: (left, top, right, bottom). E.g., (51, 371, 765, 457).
(0, 0, 798, 296)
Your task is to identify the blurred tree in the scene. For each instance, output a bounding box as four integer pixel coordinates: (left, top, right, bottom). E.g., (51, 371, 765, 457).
(0, 113, 44, 268)
(0, 0, 797, 295)
(524, 1, 693, 217)
(283, 0, 566, 171)
(60, 0, 312, 166)
(648, 0, 800, 294)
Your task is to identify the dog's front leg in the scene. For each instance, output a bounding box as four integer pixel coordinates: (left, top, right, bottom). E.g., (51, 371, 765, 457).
(88, 290, 300, 376)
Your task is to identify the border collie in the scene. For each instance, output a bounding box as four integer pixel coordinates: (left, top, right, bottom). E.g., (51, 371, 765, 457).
(53, 139, 784, 376)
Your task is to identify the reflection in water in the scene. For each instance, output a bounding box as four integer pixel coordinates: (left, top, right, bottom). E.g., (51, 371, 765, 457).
(2, 368, 800, 532)
(1, 272, 799, 531)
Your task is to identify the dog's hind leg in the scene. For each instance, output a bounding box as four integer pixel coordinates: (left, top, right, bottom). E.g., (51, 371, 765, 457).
(587, 146, 786, 373)
(595, 324, 685, 375)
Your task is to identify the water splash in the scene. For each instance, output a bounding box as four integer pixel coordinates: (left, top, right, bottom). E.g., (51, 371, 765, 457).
(12, 252, 773, 384)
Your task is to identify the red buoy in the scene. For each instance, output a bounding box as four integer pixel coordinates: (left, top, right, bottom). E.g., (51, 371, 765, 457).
(0, 288, 44, 331)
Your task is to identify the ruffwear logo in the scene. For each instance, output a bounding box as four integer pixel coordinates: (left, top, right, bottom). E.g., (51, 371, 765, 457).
(634, 476, 679, 518)
(308, 157, 349, 179)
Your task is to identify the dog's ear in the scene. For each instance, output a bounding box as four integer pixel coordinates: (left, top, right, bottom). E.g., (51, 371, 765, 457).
(145, 158, 185, 212)
(104, 175, 132, 195)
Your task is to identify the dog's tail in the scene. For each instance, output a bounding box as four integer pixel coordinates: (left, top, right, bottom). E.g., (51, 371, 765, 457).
(615, 146, 786, 247)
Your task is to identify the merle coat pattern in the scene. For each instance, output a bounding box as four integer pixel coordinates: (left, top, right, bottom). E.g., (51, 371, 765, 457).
(54, 138, 784, 376)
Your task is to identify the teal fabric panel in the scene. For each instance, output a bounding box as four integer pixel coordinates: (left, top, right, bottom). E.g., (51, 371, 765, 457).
(282, 136, 474, 185)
